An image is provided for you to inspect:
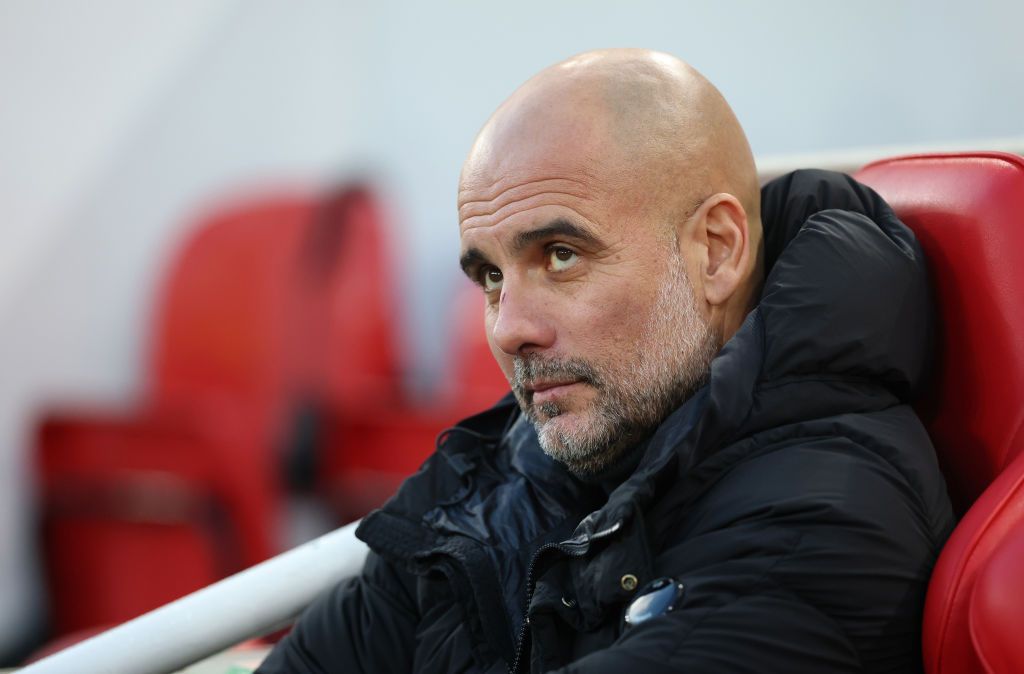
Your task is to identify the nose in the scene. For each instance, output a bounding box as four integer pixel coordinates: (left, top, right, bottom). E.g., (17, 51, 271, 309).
(488, 281, 556, 357)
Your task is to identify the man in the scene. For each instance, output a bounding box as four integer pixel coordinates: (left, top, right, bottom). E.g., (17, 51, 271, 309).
(258, 49, 954, 673)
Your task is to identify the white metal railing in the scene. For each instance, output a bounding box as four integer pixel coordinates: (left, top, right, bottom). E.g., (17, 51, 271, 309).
(20, 522, 369, 674)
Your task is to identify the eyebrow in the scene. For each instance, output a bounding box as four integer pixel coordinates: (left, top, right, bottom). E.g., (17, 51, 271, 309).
(459, 218, 603, 277)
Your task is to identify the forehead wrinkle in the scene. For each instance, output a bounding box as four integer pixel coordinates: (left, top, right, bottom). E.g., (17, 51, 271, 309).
(459, 173, 591, 206)
(459, 203, 598, 236)
(459, 190, 596, 232)
(458, 176, 592, 220)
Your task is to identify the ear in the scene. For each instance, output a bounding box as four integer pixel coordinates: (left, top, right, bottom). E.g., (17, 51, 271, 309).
(694, 193, 750, 307)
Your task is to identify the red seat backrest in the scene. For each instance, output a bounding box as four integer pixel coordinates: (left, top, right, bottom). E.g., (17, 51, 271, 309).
(856, 152, 1024, 511)
(151, 194, 317, 436)
(310, 187, 403, 412)
(854, 152, 1024, 674)
(38, 193, 325, 635)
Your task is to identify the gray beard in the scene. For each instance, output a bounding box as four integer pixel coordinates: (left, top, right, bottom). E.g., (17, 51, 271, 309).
(511, 251, 720, 475)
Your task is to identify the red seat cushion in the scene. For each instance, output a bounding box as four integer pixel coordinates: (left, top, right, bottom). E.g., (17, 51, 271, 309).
(970, 519, 1024, 673)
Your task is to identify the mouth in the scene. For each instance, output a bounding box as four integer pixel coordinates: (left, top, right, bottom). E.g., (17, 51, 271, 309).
(527, 379, 585, 406)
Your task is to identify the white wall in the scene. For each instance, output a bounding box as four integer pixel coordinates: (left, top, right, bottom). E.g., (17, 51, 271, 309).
(1, 0, 1021, 659)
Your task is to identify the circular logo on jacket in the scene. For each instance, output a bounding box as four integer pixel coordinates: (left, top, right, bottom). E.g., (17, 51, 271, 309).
(623, 577, 686, 628)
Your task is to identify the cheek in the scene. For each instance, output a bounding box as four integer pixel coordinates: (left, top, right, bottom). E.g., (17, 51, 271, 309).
(567, 282, 660, 351)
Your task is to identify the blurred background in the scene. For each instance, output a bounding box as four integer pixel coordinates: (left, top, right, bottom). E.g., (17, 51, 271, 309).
(1, 0, 1022, 664)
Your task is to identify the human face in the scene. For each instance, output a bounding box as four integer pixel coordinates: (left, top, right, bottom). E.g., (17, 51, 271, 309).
(511, 243, 718, 473)
(458, 171, 720, 474)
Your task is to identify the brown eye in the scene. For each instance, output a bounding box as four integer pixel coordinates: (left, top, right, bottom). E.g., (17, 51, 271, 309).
(481, 266, 503, 292)
(548, 246, 579, 271)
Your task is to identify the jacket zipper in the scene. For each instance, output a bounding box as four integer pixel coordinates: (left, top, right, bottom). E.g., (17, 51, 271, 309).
(508, 521, 622, 674)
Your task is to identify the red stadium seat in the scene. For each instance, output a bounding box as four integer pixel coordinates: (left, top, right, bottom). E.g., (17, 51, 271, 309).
(37, 405, 270, 634)
(318, 406, 450, 521)
(855, 152, 1024, 674)
(314, 188, 403, 410)
(287, 187, 415, 519)
(36, 189, 376, 636)
(151, 194, 316, 433)
(317, 281, 509, 520)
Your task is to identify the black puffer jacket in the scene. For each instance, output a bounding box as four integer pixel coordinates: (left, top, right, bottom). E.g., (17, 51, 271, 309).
(257, 170, 955, 673)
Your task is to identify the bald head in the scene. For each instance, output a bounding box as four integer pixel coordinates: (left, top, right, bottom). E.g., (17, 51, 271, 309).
(461, 49, 761, 247)
(457, 50, 761, 472)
